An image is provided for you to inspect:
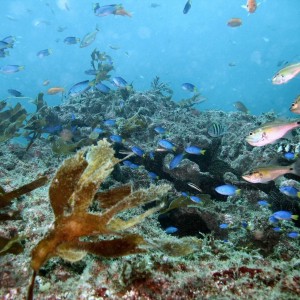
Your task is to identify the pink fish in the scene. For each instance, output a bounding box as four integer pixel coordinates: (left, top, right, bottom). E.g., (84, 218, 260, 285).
(246, 120, 300, 147)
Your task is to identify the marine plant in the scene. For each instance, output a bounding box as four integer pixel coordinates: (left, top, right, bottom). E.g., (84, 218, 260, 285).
(150, 76, 173, 96)
(0, 176, 48, 255)
(90, 48, 114, 84)
(0, 100, 27, 142)
(27, 139, 171, 299)
(23, 93, 48, 151)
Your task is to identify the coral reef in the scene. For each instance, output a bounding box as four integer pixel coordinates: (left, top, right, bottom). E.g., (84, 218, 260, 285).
(0, 80, 300, 299)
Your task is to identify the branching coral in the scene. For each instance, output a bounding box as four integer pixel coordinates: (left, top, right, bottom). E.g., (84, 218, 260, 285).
(27, 139, 171, 299)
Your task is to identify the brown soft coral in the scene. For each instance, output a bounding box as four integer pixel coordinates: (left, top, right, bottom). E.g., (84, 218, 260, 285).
(27, 139, 170, 299)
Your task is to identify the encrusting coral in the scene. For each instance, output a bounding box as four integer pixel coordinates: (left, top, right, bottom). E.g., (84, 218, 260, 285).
(27, 139, 171, 299)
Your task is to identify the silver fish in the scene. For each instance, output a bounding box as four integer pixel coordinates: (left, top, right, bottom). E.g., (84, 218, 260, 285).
(80, 27, 99, 48)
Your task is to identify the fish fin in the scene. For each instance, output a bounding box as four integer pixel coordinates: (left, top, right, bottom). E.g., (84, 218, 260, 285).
(291, 159, 300, 176)
(292, 214, 299, 220)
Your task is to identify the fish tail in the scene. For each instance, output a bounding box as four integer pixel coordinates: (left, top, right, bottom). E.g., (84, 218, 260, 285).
(236, 189, 241, 195)
(297, 192, 300, 198)
(292, 214, 299, 220)
(201, 150, 206, 155)
(291, 159, 300, 176)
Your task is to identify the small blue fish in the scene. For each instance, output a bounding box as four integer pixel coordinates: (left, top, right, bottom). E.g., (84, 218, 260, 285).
(131, 146, 145, 157)
(182, 82, 197, 92)
(184, 146, 206, 155)
(169, 153, 184, 170)
(287, 232, 299, 238)
(64, 37, 80, 45)
(1, 35, 15, 46)
(8, 89, 23, 97)
(154, 126, 166, 134)
(122, 160, 139, 169)
(68, 80, 91, 97)
(269, 216, 279, 223)
(165, 226, 178, 234)
(95, 82, 111, 94)
(93, 128, 104, 134)
(190, 195, 201, 203)
(112, 76, 128, 88)
(241, 221, 248, 229)
(94, 3, 118, 16)
(215, 184, 240, 196)
(284, 152, 297, 160)
(119, 100, 125, 108)
(272, 211, 298, 221)
(109, 135, 122, 143)
(37, 49, 52, 58)
(257, 200, 269, 206)
(0, 65, 24, 74)
(279, 186, 300, 198)
(158, 139, 176, 151)
(181, 192, 188, 197)
(183, 0, 192, 14)
(0, 49, 9, 58)
(148, 171, 158, 180)
(42, 124, 62, 134)
(0, 41, 12, 50)
(149, 151, 155, 160)
(104, 119, 116, 126)
(220, 223, 229, 229)
(273, 227, 281, 232)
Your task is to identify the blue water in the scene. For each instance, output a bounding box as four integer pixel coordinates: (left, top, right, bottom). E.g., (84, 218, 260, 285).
(1, 0, 299, 115)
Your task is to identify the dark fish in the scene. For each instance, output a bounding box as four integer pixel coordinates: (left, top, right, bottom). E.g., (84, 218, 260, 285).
(64, 37, 80, 45)
(8, 89, 23, 97)
(57, 26, 68, 32)
(68, 80, 91, 97)
(183, 0, 192, 14)
(37, 49, 52, 58)
(150, 3, 160, 8)
(233, 101, 249, 113)
(85, 69, 98, 75)
(207, 122, 227, 137)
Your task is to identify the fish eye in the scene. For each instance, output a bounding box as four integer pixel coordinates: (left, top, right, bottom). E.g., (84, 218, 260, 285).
(291, 103, 296, 107)
(249, 132, 253, 136)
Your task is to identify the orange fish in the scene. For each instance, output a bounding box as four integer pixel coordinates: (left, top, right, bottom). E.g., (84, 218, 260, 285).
(115, 8, 132, 17)
(242, 0, 257, 14)
(47, 87, 65, 95)
(227, 18, 242, 27)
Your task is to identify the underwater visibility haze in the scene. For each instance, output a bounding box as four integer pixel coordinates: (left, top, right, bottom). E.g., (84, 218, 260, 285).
(1, 0, 300, 299)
